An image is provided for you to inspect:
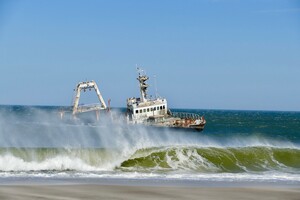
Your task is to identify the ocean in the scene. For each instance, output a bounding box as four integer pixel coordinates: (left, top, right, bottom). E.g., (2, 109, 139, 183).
(0, 105, 299, 186)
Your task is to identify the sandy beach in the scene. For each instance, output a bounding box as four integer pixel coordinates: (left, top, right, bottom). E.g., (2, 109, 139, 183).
(0, 184, 299, 200)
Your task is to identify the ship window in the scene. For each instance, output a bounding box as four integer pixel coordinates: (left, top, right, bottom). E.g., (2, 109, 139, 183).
(147, 108, 150, 112)
(151, 108, 153, 111)
(157, 106, 159, 110)
(154, 107, 156, 111)
(135, 110, 138, 114)
(163, 105, 165, 109)
(143, 109, 146, 112)
(160, 106, 162, 110)
(140, 109, 142, 113)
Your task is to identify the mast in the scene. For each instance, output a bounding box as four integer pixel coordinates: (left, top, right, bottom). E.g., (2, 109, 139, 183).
(137, 68, 149, 102)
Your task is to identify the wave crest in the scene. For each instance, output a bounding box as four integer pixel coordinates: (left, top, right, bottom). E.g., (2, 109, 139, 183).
(120, 146, 300, 173)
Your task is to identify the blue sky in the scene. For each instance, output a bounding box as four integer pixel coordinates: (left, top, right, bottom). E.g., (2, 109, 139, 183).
(0, 0, 299, 111)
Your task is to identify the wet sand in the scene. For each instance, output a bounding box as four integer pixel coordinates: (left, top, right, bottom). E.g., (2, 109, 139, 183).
(0, 184, 299, 200)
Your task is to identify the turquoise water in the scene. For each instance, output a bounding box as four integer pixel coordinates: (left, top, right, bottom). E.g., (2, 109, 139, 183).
(0, 105, 299, 183)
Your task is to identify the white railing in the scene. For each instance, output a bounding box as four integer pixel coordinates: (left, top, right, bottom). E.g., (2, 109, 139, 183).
(170, 112, 202, 120)
(77, 103, 105, 113)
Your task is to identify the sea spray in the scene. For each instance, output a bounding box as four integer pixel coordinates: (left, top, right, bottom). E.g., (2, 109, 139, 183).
(0, 106, 300, 183)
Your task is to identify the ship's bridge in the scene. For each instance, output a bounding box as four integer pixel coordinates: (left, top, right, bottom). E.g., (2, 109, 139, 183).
(127, 97, 168, 123)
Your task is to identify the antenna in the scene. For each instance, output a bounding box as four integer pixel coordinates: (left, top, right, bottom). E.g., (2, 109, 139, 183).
(136, 64, 139, 73)
(136, 66, 146, 76)
(154, 75, 158, 98)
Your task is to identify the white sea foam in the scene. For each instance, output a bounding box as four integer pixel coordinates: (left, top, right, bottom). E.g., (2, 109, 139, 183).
(0, 154, 101, 171)
(165, 148, 219, 172)
(0, 170, 300, 183)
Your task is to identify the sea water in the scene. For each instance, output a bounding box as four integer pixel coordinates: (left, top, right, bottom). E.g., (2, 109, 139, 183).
(0, 105, 299, 185)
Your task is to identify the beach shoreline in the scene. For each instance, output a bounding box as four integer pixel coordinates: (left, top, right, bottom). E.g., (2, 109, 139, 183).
(1, 176, 299, 187)
(0, 183, 299, 200)
(1, 178, 299, 200)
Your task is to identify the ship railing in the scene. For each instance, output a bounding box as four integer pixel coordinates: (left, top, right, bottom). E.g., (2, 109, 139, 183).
(170, 112, 202, 120)
(77, 103, 106, 113)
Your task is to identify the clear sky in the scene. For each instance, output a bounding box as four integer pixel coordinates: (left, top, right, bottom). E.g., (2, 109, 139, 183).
(0, 0, 299, 111)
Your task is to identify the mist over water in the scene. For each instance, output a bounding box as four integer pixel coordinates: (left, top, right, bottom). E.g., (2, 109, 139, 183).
(0, 105, 299, 183)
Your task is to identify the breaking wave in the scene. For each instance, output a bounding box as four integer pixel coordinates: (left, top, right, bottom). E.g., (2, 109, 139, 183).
(120, 146, 300, 173)
(0, 147, 299, 174)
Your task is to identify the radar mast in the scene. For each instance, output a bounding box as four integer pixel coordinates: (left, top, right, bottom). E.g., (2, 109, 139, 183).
(137, 67, 149, 103)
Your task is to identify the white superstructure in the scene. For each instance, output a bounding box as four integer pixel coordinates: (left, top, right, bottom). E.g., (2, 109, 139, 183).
(126, 68, 168, 124)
